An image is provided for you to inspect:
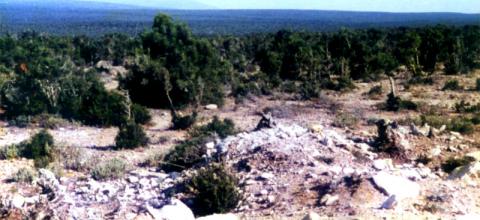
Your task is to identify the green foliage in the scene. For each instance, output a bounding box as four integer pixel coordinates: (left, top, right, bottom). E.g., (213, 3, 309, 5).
(12, 168, 37, 183)
(448, 117, 475, 135)
(122, 14, 228, 109)
(0, 145, 20, 160)
(188, 164, 241, 216)
(386, 92, 401, 111)
(162, 137, 206, 172)
(114, 122, 149, 150)
(17, 130, 56, 168)
(189, 116, 236, 139)
(442, 79, 462, 91)
(476, 78, 480, 91)
(91, 158, 127, 180)
(131, 104, 152, 125)
(172, 112, 198, 130)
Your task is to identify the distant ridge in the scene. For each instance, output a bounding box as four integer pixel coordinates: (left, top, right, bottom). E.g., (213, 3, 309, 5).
(0, 2, 479, 37)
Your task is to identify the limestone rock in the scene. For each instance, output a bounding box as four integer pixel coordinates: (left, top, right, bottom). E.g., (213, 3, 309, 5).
(372, 172, 420, 198)
(302, 211, 321, 220)
(146, 198, 195, 220)
(465, 151, 480, 162)
(373, 159, 393, 171)
(205, 104, 218, 110)
(448, 162, 480, 181)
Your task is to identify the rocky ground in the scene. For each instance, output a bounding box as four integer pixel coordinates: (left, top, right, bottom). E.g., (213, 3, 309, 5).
(2, 71, 480, 219)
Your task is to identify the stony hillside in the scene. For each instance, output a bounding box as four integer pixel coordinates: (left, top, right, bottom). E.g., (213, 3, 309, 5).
(2, 71, 480, 220)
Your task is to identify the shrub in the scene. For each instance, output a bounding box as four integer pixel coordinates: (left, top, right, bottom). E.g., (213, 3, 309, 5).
(399, 99, 418, 111)
(131, 104, 152, 125)
(366, 85, 383, 99)
(12, 168, 36, 183)
(454, 100, 480, 113)
(332, 112, 359, 128)
(172, 112, 197, 130)
(442, 157, 475, 173)
(162, 137, 207, 172)
(189, 116, 236, 139)
(448, 117, 475, 135)
(476, 78, 480, 91)
(442, 79, 462, 91)
(91, 158, 127, 180)
(59, 145, 90, 171)
(19, 130, 56, 168)
(114, 122, 149, 150)
(385, 92, 401, 111)
(188, 164, 241, 216)
(0, 145, 20, 160)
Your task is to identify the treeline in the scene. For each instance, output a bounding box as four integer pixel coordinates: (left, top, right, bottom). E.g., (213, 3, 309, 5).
(0, 14, 479, 128)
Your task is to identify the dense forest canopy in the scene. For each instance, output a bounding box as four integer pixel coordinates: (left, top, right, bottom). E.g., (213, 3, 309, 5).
(0, 13, 479, 128)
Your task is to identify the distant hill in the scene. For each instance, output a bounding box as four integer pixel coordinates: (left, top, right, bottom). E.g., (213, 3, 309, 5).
(0, 1, 479, 37)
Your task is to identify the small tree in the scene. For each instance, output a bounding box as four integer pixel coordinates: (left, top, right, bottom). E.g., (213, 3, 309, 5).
(114, 122, 149, 150)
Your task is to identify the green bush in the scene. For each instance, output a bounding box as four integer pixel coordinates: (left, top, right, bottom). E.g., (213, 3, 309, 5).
(442, 79, 462, 91)
(91, 158, 127, 180)
(18, 130, 56, 168)
(12, 168, 37, 183)
(386, 92, 401, 111)
(333, 112, 359, 128)
(188, 164, 241, 216)
(448, 117, 475, 135)
(162, 137, 206, 172)
(131, 104, 152, 124)
(172, 112, 197, 130)
(0, 145, 20, 160)
(114, 122, 149, 150)
(189, 116, 236, 139)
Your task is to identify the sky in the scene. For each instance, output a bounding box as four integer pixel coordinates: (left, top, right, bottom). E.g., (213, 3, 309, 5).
(13, 0, 479, 13)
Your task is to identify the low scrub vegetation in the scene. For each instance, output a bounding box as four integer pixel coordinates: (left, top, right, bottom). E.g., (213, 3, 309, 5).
(114, 122, 149, 150)
(91, 158, 127, 181)
(163, 117, 236, 172)
(189, 116, 236, 139)
(442, 79, 462, 91)
(187, 164, 241, 216)
(12, 168, 37, 183)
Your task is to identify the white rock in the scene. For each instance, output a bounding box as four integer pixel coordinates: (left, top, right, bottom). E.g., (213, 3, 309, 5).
(373, 159, 393, 171)
(380, 195, 397, 209)
(320, 194, 339, 206)
(128, 176, 139, 183)
(147, 199, 195, 220)
(372, 172, 420, 198)
(448, 162, 480, 181)
(258, 172, 274, 180)
(430, 147, 442, 157)
(196, 213, 239, 220)
(11, 194, 25, 209)
(205, 104, 218, 110)
(205, 142, 215, 149)
(302, 211, 321, 220)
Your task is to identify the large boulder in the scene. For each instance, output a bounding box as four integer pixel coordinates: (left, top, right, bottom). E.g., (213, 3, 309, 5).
(146, 198, 195, 220)
(372, 172, 420, 199)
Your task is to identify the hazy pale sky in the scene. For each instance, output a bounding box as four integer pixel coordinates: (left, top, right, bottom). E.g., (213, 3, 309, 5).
(91, 0, 480, 13)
